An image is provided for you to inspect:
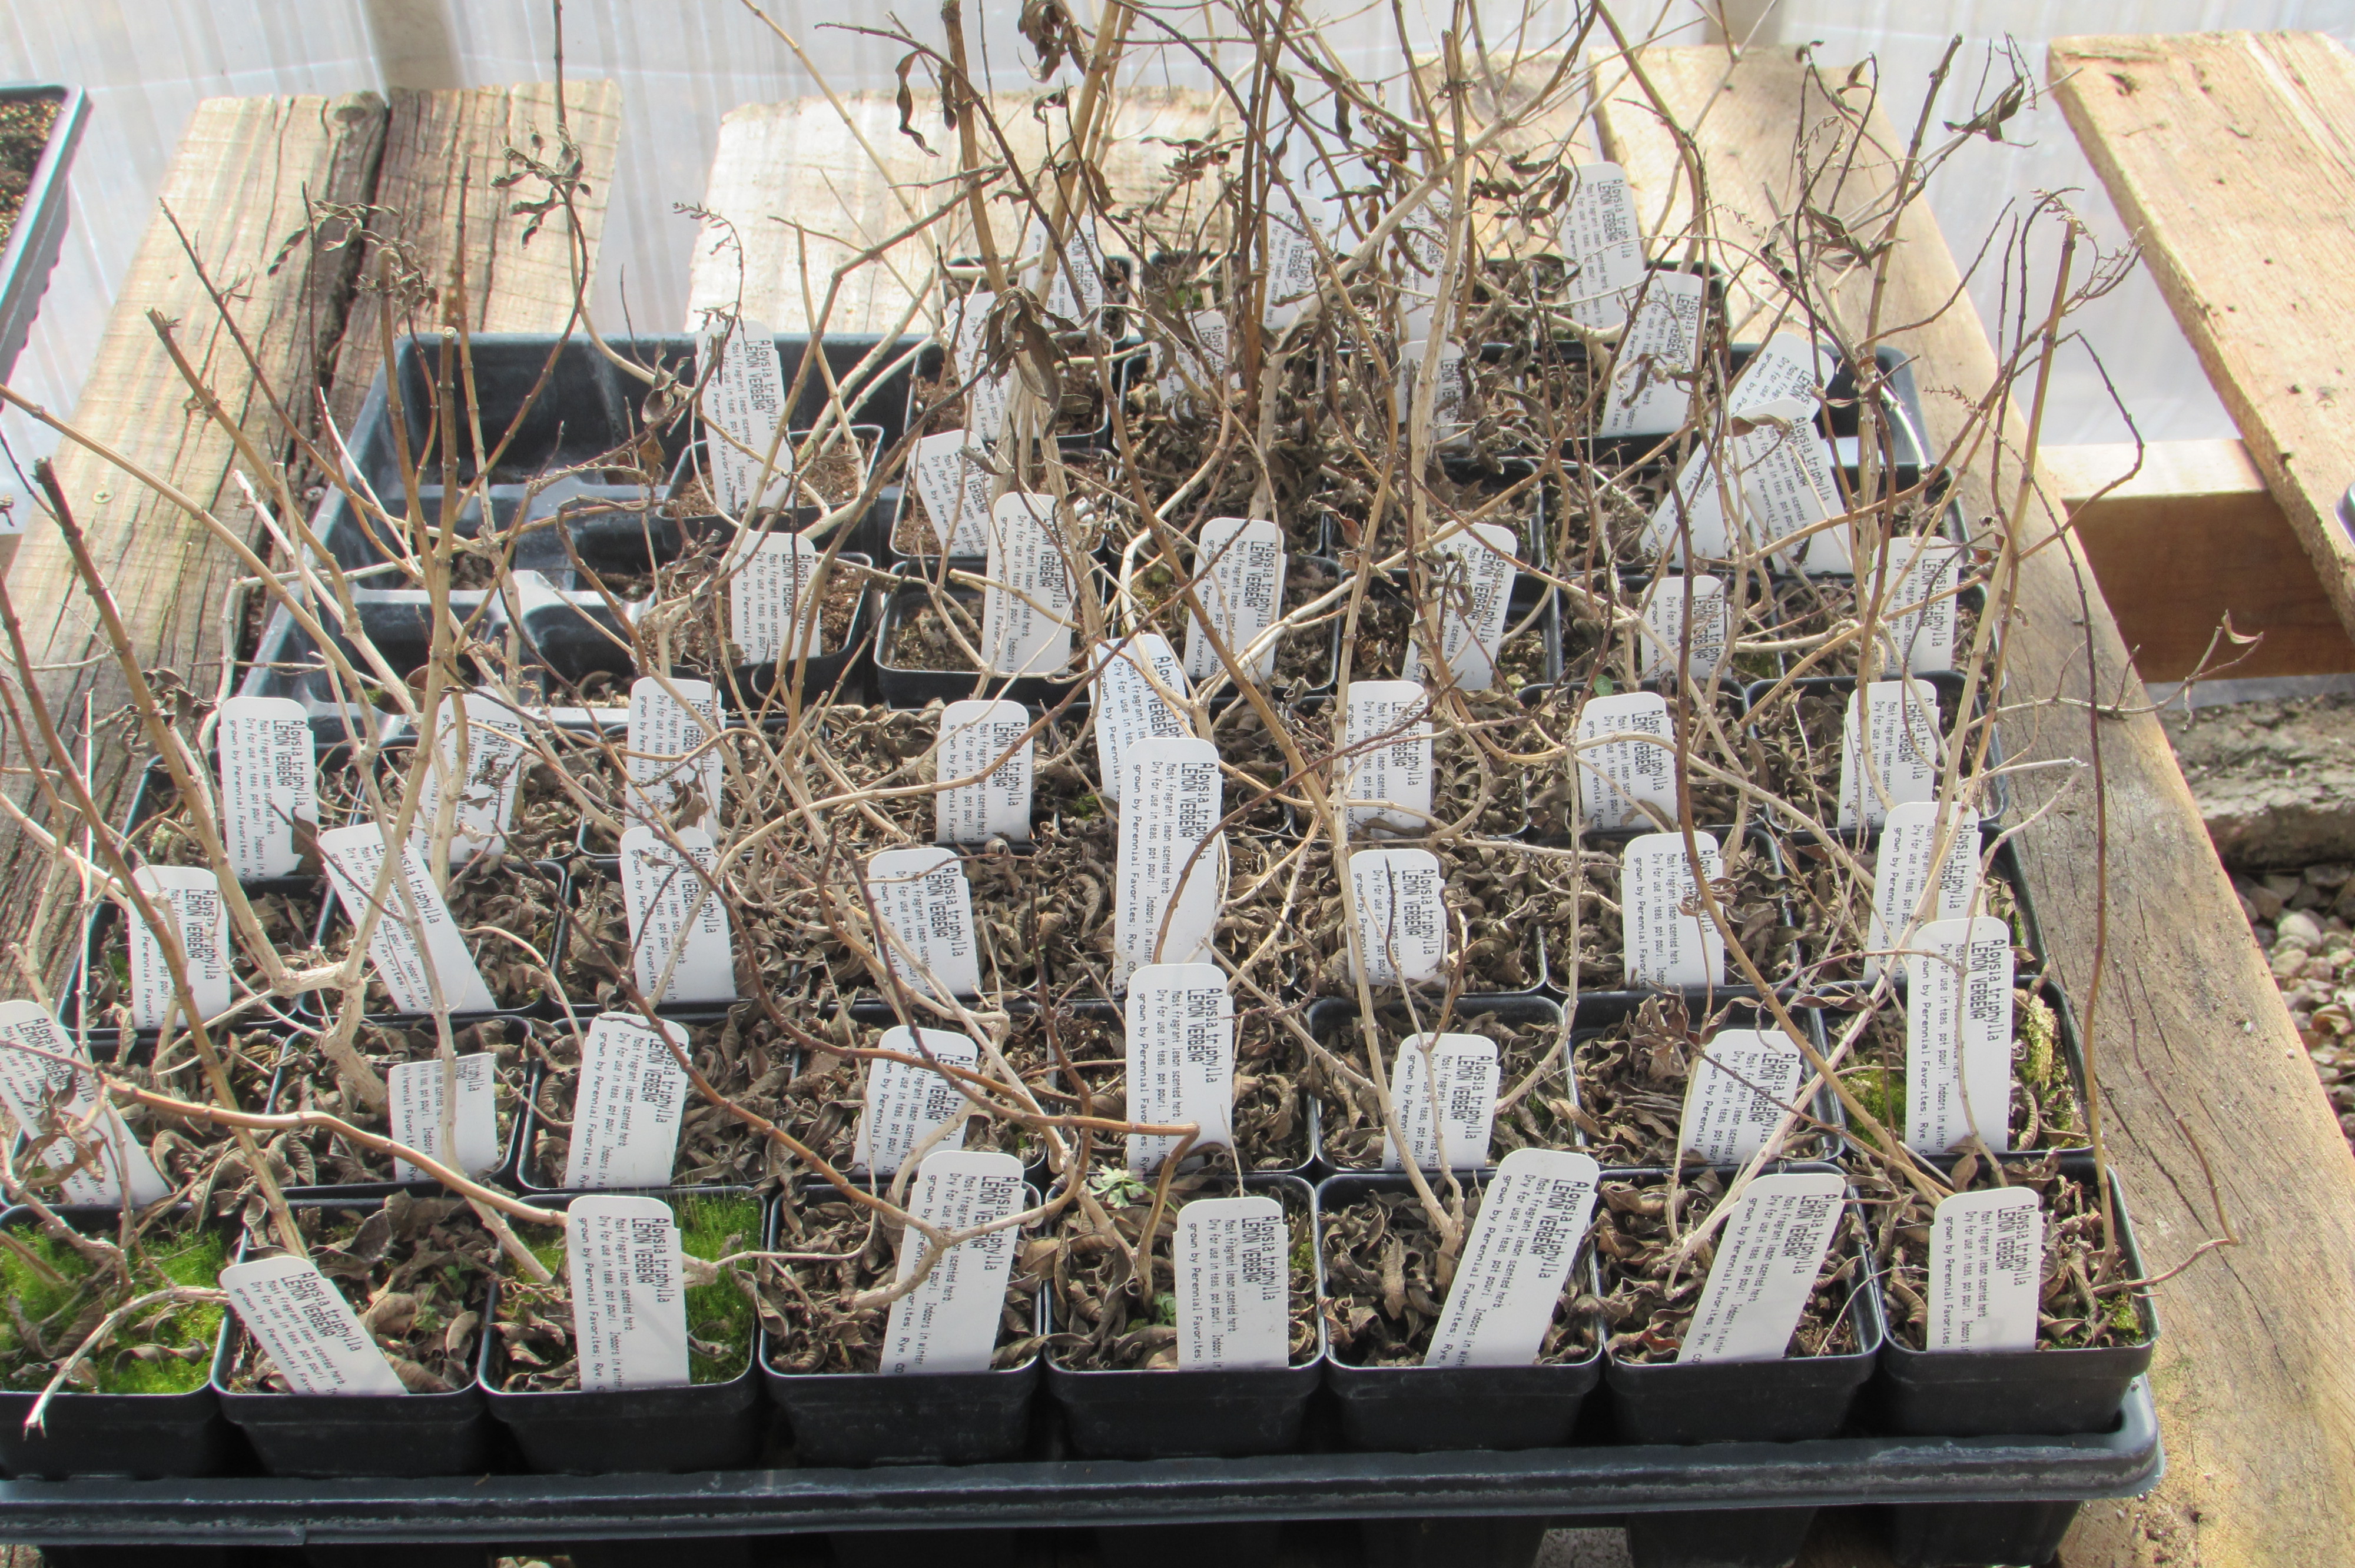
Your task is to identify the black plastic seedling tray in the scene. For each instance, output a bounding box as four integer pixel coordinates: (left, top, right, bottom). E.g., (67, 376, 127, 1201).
(0, 1383, 2161, 1561)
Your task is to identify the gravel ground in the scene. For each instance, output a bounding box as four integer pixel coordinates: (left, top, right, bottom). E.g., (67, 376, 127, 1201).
(2234, 862, 2355, 1150)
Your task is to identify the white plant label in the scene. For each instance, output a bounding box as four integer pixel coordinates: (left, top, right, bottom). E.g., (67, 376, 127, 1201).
(317, 825, 497, 1015)
(1396, 338, 1469, 445)
(568, 1195, 689, 1393)
(1185, 517, 1285, 684)
(911, 430, 996, 556)
(1426, 1148, 1602, 1367)
(1677, 1029, 1809, 1166)
(1401, 523, 1517, 690)
(1905, 916, 2016, 1155)
(1175, 1195, 1289, 1371)
(1598, 271, 1707, 437)
(1732, 334, 1832, 410)
(1343, 680, 1433, 835)
(1561, 162, 1646, 329)
(563, 1013, 691, 1191)
(1637, 575, 1730, 685)
(626, 676, 725, 823)
(947, 289, 1010, 443)
(880, 1149, 1026, 1374)
(1926, 1187, 2044, 1353)
(1397, 183, 1453, 279)
(220, 1256, 407, 1397)
(1155, 309, 1232, 405)
(1732, 396, 1845, 570)
(1836, 677, 1943, 830)
(727, 528, 823, 665)
(980, 492, 1076, 676)
(122, 866, 230, 1031)
(855, 1026, 980, 1177)
(1113, 738, 1226, 982)
(1621, 831, 1727, 988)
(696, 314, 790, 516)
(1020, 214, 1109, 323)
(1574, 692, 1675, 832)
(1868, 801, 1982, 983)
(217, 695, 317, 880)
(1125, 963, 1234, 1173)
(1870, 539, 1965, 675)
(1262, 210, 1323, 330)
(1093, 634, 1192, 803)
(1348, 847, 1448, 986)
(935, 698, 1033, 844)
(864, 846, 983, 999)
(0, 1002, 170, 1207)
(1381, 1032, 1500, 1171)
(385, 1052, 500, 1181)
(416, 693, 529, 864)
(619, 825, 737, 1005)
(1677, 1170, 1847, 1364)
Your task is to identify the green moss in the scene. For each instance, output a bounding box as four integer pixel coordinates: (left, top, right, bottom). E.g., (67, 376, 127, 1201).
(522, 1196, 760, 1386)
(0, 1224, 226, 1396)
(677, 1195, 759, 1384)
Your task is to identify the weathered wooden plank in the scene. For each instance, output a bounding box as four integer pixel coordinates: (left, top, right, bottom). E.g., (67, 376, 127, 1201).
(1606, 48, 2355, 1567)
(2052, 32, 2355, 649)
(2046, 438, 2355, 682)
(328, 79, 622, 431)
(0, 92, 387, 986)
(685, 88, 1234, 335)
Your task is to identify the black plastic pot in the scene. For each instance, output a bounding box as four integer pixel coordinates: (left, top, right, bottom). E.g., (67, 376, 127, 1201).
(1742, 670, 2009, 837)
(1315, 1172, 1603, 1451)
(873, 567, 1088, 709)
(1306, 994, 1568, 1171)
(1777, 825, 2047, 991)
(1567, 994, 1843, 1169)
(1603, 1165, 1885, 1446)
(0, 1205, 231, 1481)
(762, 1179, 1042, 1466)
(212, 1200, 493, 1477)
(1875, 1155, 2155, 1440)
(478, 1187, 767, 1473)
(1045, 1173, 1321, 1459)
(0, 85, 87, 384)
(306, 854, 567, 1029)
(666, 420, 887, 549)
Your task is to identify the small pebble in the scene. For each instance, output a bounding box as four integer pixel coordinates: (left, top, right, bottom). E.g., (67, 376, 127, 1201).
(2279, 910, 2326, 949)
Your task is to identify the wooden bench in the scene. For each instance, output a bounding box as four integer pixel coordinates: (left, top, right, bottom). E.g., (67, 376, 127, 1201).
(0, 82, 619, 969)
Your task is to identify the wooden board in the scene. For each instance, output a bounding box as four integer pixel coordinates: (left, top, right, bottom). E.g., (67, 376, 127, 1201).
(327, 80, 622, 430)
(0, 84, 619, 996)
(2045, 438, 2355, 682)
(2051, 32, 2355, 650)
(1603, 48, 2355, 1567)
(686, 88, 1233, 335)
(0, 92, 387, 982)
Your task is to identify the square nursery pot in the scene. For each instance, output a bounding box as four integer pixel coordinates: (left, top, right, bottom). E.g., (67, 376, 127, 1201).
(1567, 994, 1843, 1171)
(0, 1204, 231, 1480)
(1743, 670, 2009, 838)
(1045, 1172, 1322, 1459)
(873, 566, 1091, 709)
(479, 1187, 768, 1473)
(666, 420, 888, 550)
(307, 851, 568, 1029)
(1603, 1164, 1885, 1445)
(1875, 1155, 2157, 1440)
(761, 1178, 1043, 1467)
(211, 1198, 493, 1477)
(1306, 994, 1569, 1171)
(1315, 1172, 1602, 1453)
